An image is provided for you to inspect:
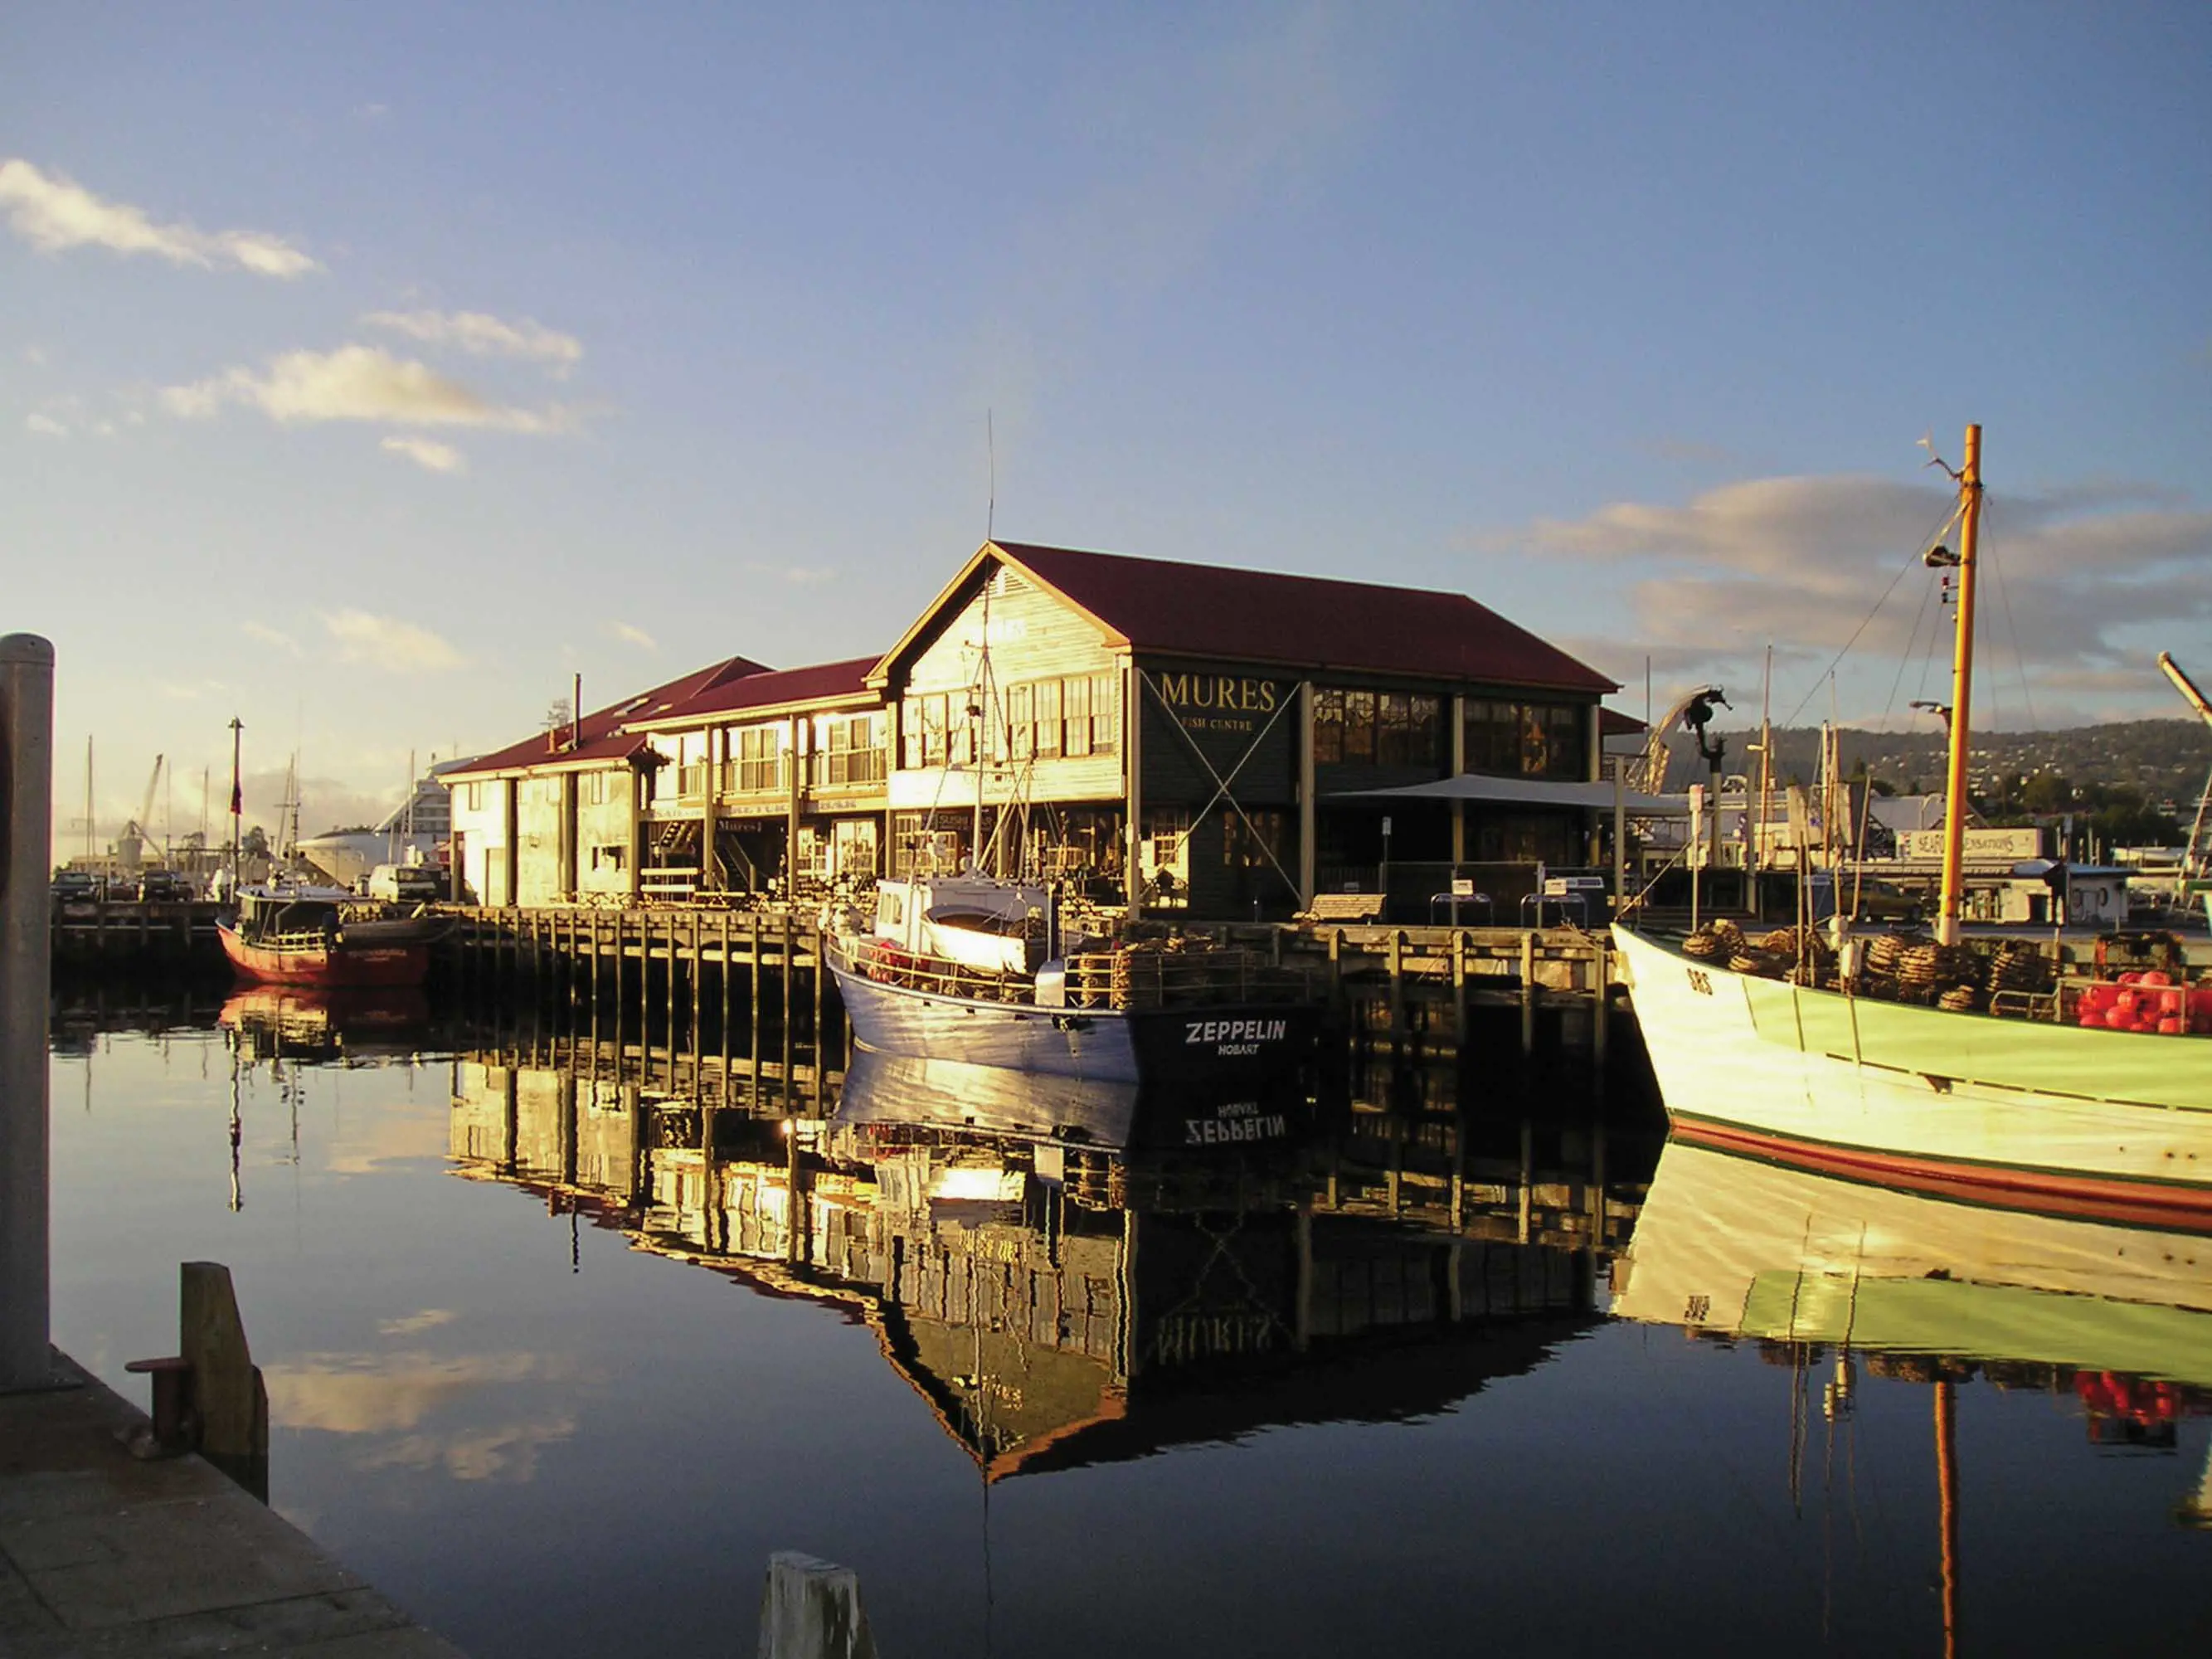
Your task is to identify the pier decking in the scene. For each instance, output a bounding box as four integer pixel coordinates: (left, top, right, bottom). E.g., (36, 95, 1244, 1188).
(1, 1355, 464, 1657)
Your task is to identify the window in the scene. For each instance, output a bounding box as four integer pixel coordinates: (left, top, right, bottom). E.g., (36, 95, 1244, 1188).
(1342, 689, 1376, 762)
(464, 781, 484, 812)
(737, 727, 784, 792)
(820, 716, 885, 786)
(1463, 700, 1584, 778)
(1035, 680, 1062, 758)
(1223, 810, 1287, 868)
(1313, 689, 1344, 764)
(1008, 684, 1034, 760)
(1064, 675, 1092, 757)
(925, 694, 949, 765)
(1091, 672, 1119, 753)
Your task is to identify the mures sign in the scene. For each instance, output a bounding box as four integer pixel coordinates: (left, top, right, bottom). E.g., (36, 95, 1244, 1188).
(1151, 671, 1284, 735)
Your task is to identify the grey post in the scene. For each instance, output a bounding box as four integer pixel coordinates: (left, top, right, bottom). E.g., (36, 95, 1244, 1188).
(2, 635, 56, 1391)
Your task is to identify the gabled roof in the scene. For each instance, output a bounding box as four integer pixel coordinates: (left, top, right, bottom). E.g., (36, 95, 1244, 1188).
(444, 654, 771, 780)
(872, 542, 1616, 693)
(628, 656, 879, 731)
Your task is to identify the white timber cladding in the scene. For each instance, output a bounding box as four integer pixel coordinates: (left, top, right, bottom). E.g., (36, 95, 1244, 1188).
(446, 776, 508, 904)
(887, 564, 1125, 812)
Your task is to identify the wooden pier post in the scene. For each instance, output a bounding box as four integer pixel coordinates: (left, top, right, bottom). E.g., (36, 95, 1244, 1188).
(1591, 937, 1610, 1073)
(780, 911, 795, 1113)
(749, 912, 764, 1102)
(1519, 930, 1537, 1057)
(1386, 929, 1406, 1045)
(810, 924, 827, 1112)
(1, 634, 55, 1391)
(756, 1552, 877, 1659)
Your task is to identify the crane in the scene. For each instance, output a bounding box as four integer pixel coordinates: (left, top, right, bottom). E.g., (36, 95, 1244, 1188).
(2157, 653, 2212, 880)
(115, 754, 164, 873)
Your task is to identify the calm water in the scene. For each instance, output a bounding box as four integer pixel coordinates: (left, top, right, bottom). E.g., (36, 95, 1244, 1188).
(46, 986, 2212, 1657)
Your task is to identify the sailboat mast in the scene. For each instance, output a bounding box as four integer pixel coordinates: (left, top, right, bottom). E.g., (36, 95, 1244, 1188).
(1936, 424, 1984, 946)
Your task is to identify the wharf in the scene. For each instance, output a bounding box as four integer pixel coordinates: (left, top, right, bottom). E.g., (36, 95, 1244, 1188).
(49, 900, 223, 968)
(0, 1355, 464, 1657)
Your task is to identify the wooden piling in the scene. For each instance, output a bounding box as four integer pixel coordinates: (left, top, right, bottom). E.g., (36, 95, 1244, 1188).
(1519, 930, 1537, 1056)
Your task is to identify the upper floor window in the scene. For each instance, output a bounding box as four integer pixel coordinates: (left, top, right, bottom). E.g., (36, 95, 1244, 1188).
(1465, 700, 1584, 779)
(1314, 687, 1439, 766)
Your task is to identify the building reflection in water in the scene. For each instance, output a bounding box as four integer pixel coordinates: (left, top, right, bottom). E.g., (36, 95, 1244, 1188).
(446, 1007, 1653, 1479)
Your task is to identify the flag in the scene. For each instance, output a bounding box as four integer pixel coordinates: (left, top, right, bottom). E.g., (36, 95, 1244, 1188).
(230, 781, 242, 815)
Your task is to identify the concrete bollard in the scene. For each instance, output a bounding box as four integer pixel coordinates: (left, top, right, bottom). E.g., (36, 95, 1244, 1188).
(0, 635, 56, 1393)
(756, 1552, 878, 1659)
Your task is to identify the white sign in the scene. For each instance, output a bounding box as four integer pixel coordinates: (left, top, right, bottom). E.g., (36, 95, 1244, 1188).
(1898, 827, 2044, 862)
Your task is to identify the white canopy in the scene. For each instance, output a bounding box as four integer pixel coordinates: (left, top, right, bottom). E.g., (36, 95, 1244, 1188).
(1327, 775, 1694, 816)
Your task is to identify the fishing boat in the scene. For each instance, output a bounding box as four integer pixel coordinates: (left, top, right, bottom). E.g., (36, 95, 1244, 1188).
(824, 873, 1314, 1087)
(1612, 426, 2212, 1228)
(216, 883, 446, 989)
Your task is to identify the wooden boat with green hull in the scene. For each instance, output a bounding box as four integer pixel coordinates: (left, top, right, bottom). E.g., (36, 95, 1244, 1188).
(1613, 426, 2212, 1227)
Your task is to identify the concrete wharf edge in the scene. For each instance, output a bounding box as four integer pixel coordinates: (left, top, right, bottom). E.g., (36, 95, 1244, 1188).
(1, 1352, 465, 1657)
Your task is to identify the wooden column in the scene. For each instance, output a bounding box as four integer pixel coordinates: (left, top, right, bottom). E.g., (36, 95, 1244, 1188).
(1449, 692, 1467, 868)
(1297, 679, 1316, 909)
(786, 715, 803, 891)
(780, 910, 795, 1112)
(1519, 930, 1537, 1056)
(1125, 658, 1145, 921)
(626, 768, 644, 901)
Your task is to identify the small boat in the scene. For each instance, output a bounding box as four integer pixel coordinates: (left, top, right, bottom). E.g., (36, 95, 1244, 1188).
(216, 883, 447, 989)
(824, 872, 1315, 1087)
(1612, 426, 2212, 1227)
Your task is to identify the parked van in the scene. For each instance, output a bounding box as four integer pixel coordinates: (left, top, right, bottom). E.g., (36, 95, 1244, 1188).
(367, 864, 443, 903)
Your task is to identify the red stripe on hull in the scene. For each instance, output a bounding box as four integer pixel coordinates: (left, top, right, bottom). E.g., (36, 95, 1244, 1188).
(218, 927, 430, 989)
(1675, 1117, 2212, 1234)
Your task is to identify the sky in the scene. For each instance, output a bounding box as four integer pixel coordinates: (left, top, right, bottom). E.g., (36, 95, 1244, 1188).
(5, 2, 2208, 845)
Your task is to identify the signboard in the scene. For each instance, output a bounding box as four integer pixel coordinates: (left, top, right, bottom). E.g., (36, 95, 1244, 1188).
(1141, 663, 1296, 805)
(1898, 827, 2045, 862)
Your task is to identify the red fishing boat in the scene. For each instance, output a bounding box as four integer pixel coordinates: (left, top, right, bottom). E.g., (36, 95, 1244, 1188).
(216, 885, 445, 989)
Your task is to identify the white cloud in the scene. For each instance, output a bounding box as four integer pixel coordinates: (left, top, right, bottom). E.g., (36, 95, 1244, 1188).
(1501, 469, 2212, 727)
(0, 158, 319, 277)
(746, 562, 838, 586)
(23, 344, 48, 367)
(607, 621, 658, 651)
(241, 619, 303, 655)
(362, 309, 583, 372)
(163, 344, 570, 431)
(378, 1309, 458, 1337)
(25, 412, 66, 437)
(321, 610, 464, 672)
(381, 435, 467, 474)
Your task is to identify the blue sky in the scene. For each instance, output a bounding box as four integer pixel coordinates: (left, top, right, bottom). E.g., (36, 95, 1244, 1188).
(6, 2, 2207, 839)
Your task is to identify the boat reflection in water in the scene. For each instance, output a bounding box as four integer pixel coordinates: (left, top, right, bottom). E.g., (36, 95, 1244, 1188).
(1613, 1136, 2212, 1527)
(220, 985, 435, 1065)
(447, 1034, 1643, 1477)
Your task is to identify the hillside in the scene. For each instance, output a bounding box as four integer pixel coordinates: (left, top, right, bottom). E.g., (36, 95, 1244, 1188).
(1652, 718, 2212, 811)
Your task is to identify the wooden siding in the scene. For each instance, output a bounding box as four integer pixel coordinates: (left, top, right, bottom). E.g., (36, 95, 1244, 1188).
(889, 564, 1124, 811)
(1136, 659, 1298, 808)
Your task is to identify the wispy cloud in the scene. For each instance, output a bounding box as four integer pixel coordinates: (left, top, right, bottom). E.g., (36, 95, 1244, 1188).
(607, 621, 658, 651)
(24, 411, 67, 437)
(746, 562, 837, 586)
(241, 619, 304, 655)
(0, 158, 319, 277)
(381, 435, 467, 474)
(362, 309, 582, 373)
(378, 1309, 458, 1337)
(163, 345, 571, 431)
(1498, 470, 2212, 727)
(321, 610, 464, 672)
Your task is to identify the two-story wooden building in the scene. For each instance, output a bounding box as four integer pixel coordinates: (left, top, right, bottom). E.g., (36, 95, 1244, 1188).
(444, 540, 1618, 918)
(870, 542, 1616, 919)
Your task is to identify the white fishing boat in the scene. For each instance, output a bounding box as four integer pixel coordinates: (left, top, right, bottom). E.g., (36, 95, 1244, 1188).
(1612, 426, 2212, 1229)
(824, 873, 1314, 1088)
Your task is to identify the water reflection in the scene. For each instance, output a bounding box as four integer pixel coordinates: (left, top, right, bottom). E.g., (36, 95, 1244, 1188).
(447, 1024, 1649, 1477)
(1616, 1138, 2212, 1526)
(48, 984, 2212, 1654)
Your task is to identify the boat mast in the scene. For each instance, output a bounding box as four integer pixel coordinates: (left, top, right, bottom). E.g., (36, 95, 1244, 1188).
(1935, 424, 1983, 946)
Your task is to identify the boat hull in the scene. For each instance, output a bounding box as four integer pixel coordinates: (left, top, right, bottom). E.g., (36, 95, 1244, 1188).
(827, 957, 1313, 1089)
(217, 922, 431, 989)
(1611, 924, 2212, 1230)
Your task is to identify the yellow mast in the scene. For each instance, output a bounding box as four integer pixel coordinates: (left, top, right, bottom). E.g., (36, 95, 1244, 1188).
(1935, 424, 1983, 946)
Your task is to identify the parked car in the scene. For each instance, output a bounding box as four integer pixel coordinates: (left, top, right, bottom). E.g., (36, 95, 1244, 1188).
(50, 869, 104, 902)
(367, 863, 444, 902)
(136, 869, 197, 902)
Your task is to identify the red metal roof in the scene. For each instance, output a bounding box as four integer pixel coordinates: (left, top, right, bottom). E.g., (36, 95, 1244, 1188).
(635, 656, 878, 727)
(446, 654, 771, 777)
(990, 542, 1617, 693)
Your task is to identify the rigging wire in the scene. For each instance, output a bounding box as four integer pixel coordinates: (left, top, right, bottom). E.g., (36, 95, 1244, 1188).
(1777, 497, 1966, 731)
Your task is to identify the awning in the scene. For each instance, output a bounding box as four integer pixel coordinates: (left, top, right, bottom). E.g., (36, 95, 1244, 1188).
(1326, 775, 1694, 816)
